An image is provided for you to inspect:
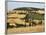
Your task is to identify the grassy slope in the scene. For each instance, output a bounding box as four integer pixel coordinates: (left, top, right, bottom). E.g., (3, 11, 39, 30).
(26, 12, 44, 20)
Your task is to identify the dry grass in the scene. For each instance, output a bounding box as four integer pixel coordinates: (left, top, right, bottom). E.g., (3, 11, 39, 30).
(7, 25, 45, 34)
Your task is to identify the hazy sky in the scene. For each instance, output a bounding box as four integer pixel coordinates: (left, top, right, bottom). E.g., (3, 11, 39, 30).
(8, 2, 45, 10)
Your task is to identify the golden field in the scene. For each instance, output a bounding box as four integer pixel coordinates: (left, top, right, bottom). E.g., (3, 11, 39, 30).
(7, 8, 45, 34)
(7, 25, 45, 33)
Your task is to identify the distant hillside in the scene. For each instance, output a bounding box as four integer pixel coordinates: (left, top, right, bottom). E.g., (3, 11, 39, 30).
(13, 7, 44, 11)
(8, 7, 44, 20)
(12, 7, 44, 20)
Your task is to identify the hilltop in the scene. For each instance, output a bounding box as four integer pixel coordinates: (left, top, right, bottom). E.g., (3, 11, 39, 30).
(13, 7, 44, 11)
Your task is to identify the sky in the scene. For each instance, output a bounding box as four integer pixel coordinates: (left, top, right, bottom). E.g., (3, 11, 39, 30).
(8, 2, 45, 10)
